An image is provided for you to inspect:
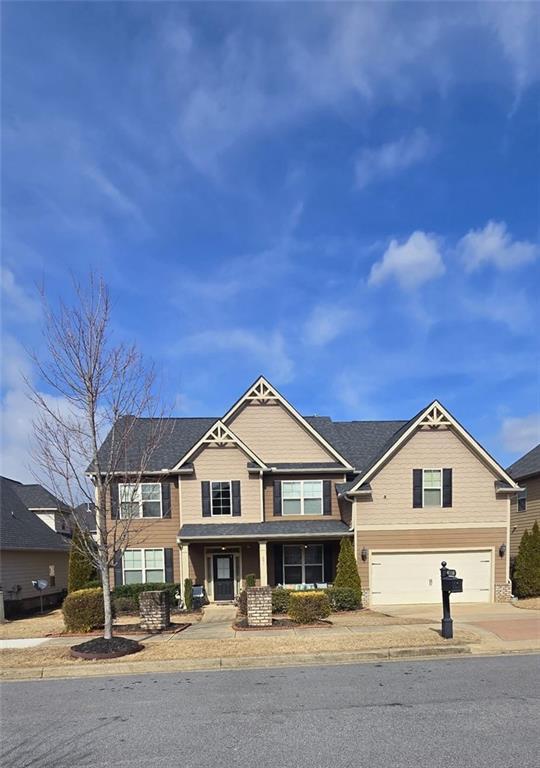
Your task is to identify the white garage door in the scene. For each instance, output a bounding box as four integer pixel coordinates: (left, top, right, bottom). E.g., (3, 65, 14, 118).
(370, 550, 492, 605)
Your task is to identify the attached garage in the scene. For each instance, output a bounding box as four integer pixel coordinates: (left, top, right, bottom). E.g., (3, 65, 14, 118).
(370, 549, 493, 605)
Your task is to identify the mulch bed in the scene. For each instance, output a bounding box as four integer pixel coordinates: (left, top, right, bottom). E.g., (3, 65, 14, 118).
(70, 636, 144, 660)
(233, 618, 332, 631)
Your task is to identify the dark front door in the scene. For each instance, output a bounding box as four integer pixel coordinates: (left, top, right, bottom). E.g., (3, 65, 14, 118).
(213, 554, 234, 601)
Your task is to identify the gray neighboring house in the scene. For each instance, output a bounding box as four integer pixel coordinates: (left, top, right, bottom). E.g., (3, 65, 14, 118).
(0, 477, 70, 616)
(507, 443, 540, 559)
(9, 481, 73, 535)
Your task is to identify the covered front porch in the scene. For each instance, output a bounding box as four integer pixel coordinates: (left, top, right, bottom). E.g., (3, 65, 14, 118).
(177, 521, 352, 602)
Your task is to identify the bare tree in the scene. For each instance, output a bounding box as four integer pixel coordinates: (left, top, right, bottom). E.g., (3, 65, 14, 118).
(27, 273, 168, 640)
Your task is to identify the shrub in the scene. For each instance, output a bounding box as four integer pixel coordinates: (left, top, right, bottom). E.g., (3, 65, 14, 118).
(113, 596, 138, 614)
(333, 538, 362, 601)
(271, 587, 293, 614)
(184, 578, 193, 611)
(245, 573, 256, 588)
(238, 589, 247, 615)
(63, 587, 104, 632)
(67, 529, 98, 593)
(513, 521, 540, 598)
(112, 583, 181, 608)
(82, 579, 102, 590)
(326, 586, 361, 611)
(288, 591, 331, 624)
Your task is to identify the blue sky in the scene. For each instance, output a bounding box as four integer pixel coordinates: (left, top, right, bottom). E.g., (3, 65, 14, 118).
(1, 1, 539, 481)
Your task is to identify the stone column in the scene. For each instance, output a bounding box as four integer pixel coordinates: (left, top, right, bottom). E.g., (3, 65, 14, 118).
(247, 586, 272, 627)
(139, 590, 170, 632)
(258, 540, 268, 587)
(180, 543, 190, 595)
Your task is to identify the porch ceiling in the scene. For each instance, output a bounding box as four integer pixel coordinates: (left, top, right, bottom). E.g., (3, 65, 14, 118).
(178, 520, 352, 541)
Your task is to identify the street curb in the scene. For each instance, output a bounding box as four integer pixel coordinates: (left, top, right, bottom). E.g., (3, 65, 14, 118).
(0, 643, 473, 681)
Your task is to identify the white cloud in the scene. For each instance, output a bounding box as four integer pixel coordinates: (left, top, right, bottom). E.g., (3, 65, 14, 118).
(181, 328, 294, 384)
(500, 413, 540, 454)
(303, 305, 355, 347)
(368, 231, 445, 291)
(458, 220, 539, 272)
(355, 129, 433, 189)
(1, 268, 40, 323)
(463, 289, 533, 334)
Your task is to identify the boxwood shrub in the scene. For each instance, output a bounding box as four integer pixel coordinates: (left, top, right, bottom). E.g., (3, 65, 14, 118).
(326, 586, 361, 611)
(113, 596, 138, 614)
(63, 587, 105, 632)
(271, 587, 293, 614)
(112, 583, 181, 609)
(288, 591, 331, 624)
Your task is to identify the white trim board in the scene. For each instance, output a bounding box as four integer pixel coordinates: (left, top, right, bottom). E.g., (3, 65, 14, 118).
(172, 420, 268, 470)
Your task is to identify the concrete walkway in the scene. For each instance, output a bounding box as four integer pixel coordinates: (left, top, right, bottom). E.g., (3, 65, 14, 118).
(180, 603, 236, 639)
(0, 638, 49, 650)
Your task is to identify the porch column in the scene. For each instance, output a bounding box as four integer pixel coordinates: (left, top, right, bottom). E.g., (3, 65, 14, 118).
(180, 543, 190, 592)
(258, 540, 268, 586)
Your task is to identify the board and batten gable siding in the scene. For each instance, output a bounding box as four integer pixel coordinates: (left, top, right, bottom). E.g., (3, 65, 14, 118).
(180, 444, 261, 524)
(107, 476, 181, 583)
(227, 402, 335, 463)
(0, 550, 69, 601)
(262, 474, 345, 522)
(356, 427, 509, 528)
(510, 474, 540, 557)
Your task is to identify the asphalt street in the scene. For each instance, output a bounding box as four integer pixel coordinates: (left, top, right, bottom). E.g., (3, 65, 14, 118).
(1, 655, 539, 768)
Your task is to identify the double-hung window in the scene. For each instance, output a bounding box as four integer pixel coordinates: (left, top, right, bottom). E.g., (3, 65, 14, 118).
(211, 481, 232, 516)
(119, 483, 162, 518)
(423, 469, 442, 507)
(282, 480, 323, 515)
(283, 544, 324, 585)
(123, 548, 165, 584)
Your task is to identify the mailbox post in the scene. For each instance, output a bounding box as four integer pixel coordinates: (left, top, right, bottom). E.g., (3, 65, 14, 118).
(440, 561, 463, 639)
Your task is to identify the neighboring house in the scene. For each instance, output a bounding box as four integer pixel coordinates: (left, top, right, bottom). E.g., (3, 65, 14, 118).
(0, 476, 70, 615)
(9, 480, 72, 535)
(74, 502, 98, 541)
(93, 376, 519, 606)
(507, 443, 540, 560)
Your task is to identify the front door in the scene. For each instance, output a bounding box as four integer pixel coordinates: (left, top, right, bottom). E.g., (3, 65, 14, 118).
(213, 554, 235, 601)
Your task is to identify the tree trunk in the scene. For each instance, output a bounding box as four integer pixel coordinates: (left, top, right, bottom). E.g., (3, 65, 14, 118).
(101, 563, 113, 639)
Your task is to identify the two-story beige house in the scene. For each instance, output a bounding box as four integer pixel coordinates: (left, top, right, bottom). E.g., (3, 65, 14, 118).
(96, 376, 519, 606)
(507, 443, 540, 560)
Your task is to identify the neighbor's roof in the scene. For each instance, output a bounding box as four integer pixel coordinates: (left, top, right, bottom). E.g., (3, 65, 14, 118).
(11, 482, 69, 511)
(507, 443, 540, 481)
(178, 520, 351, 540)
(0, 477, 70, 551)
(93, 414, 407, 475)
(74, 502, 97, 533)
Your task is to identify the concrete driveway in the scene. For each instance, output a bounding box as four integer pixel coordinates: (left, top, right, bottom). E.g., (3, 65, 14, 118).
(382, 602, 540, 646)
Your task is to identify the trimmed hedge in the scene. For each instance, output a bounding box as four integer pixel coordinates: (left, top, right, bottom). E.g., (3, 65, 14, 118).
(333, 538, 362, 601)
(113, 596, 138, 614)
(288, 591, 331, 624)
(271, 587, 293, 614)
(513, 521, 540, 598)
(326, 586, 361, 611)
(63, 588, 105, 632)
(82, 579, 102, 590)
(113, 583, 181, 608)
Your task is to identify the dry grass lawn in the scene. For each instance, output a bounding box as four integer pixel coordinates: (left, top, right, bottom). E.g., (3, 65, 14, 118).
(0, 610, 201, 640)
(515, 597, 540, 611)
(0, 626, 479, 672)
(330, 609, 428, 627)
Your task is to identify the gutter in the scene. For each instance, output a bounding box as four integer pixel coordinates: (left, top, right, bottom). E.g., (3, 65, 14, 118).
(176, 531, 353, 544)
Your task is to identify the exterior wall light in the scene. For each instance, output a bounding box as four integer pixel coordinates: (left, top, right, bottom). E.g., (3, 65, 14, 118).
(361, 547, 368, 562)
(499, 543, 506, 557)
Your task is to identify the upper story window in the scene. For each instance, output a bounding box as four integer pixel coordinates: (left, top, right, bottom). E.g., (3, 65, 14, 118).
(119, 483, 162, 518)
(282, 480, 323, 515)
(211, 481, 232, 516)
(423, 469, 442, 507)
(517, 489, 527, 512)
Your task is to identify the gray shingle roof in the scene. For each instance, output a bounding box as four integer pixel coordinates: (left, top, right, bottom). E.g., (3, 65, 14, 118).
(179, 520, 351, 539)
(507, 443, 540, 480)
(11, 483, 68, 511)
(74, 502, 97, 533)
(0, 478, 70, 551)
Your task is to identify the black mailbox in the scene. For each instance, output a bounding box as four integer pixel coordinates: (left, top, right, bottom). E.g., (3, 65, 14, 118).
(442, 576, 463, 593)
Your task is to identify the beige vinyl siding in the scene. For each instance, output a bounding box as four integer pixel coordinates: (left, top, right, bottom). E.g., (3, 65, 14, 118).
(356, 527, 507, 590)
(262, 474, 345, 521)
(180, 445, 261, 524)
(510, 475, 540, 557)
(358, 427, 508, 527)
(227, 402, 334, 463)
(0, 550, 69, 601)
(107, 477, 181, 583)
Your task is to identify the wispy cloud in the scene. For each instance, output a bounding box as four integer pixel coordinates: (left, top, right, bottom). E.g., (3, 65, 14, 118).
(355, 129, 433, 189)
(500, 413, 540, 454)
(368, 231, 445, 291)
(458, 220, 539, 272)
(303, 305, 356, 347)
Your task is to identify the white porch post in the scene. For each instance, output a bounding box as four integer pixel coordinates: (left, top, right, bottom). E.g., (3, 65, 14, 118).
(259, 540, 268, 586)
(180, 543, 190, 594)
